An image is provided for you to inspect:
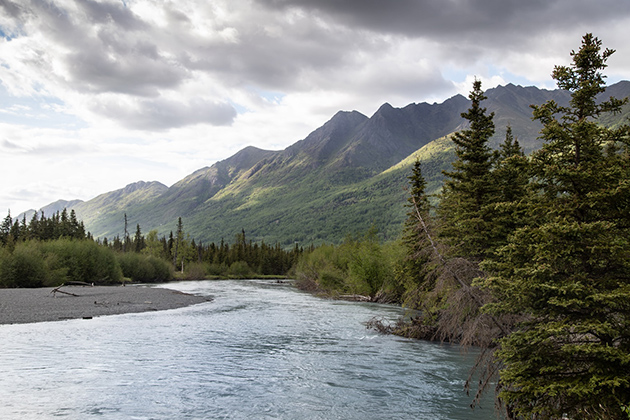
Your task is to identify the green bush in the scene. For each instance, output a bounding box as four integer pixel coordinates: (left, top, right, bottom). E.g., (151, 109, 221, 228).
(227, 261, 252, 278)
(206, 262, 228, 276)
(346, 240, 387, 296)
(0, 242, 47, 288)
(40, 239, 122, 284)
(0, 246, 9, 287)
(182, 262, 206, 280)
(293, 243, 348, 293)
(117, 252, 173, 282)
(41, 252, 70, 287)
(293, 231, 401, 300)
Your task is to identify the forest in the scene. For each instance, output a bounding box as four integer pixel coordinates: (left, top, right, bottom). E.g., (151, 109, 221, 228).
(292, 34, 630, 420)
(0, 208, 300, 288)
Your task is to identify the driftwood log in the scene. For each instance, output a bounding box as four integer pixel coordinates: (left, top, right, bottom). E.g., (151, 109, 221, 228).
(50, 282, 93, 297)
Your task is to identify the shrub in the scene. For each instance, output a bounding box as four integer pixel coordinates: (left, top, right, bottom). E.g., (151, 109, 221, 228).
(227, 261, 251, 278)
(206, 262, 228, 276)
(0, 242, 47, 288)
(117, 252, 173, 283)
(40, 239, 122, 284)
(182, 262, 206, 280)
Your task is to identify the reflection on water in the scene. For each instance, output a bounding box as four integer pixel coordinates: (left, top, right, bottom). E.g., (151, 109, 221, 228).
(0, 280, 497, 419)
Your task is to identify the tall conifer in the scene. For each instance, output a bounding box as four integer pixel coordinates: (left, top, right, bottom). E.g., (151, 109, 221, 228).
(481, 34, 630, 419)
(438, 79, 497, 261)
(489, 125, 530, 248)
(398, 159, 433, 306)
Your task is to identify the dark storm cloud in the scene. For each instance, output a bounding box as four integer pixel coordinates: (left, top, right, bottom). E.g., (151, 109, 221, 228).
(0, 0, 450, 105)
(257, 0, 630, 40)
(180, 18, 369, 92)
(75, 0, 148, 31)
(66, 44, 185, 97)
(3, 0, 629, 134)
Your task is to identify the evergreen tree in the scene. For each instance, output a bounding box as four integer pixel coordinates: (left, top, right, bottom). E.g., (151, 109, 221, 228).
(167, 231, 174, 260)
(488, 125, 531, 249)
(438, 79, 497, 261)
(173, 217, 185, 271)
(481, 34, 630, 420)
(123, 213, 129, 252)
(1, 211, 13, 245)
(133, 224, 145, 253)
(27, 212, 39, 240)
(112, 235, 123, 252)
(60, 208, 70, 237)
(494, 125, 527, 202)
(69, 210, 85, 239)
(142, 229, 163, 258)
(398, 159, 433, 306)
(10, 219, 20, 242)
(20, 215, 28, 240)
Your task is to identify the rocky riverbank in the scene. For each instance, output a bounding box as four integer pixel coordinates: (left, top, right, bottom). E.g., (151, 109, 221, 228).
(0, 285, 211, 325)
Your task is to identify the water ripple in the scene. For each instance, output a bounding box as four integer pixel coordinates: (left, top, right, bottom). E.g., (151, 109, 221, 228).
(0, 280, 495, 420)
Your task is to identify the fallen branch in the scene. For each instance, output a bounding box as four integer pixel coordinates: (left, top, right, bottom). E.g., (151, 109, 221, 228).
(410, 195, 509, 337)
(65, 281, 94, 287)
(50, 283, 80, 297)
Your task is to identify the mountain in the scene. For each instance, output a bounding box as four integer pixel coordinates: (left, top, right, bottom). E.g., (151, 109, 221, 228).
(28, 82, 630, 245)
(71, 181, 168, 237)
(18, 199, 84, 222)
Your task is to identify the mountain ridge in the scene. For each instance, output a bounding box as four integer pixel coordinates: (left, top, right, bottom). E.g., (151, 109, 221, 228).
(21, 81, 630, 245)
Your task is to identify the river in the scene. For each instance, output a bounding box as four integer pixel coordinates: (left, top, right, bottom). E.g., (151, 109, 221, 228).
(0, 280, 497, 419)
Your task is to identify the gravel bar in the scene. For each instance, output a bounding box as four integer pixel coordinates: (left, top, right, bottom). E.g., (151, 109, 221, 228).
(0, 285, 212, 325)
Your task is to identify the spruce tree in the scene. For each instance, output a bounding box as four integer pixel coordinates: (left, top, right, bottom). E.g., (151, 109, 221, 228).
(438, 79, 497, 261)
(133, 224, 145, 253)
(481, 34, 630, 420)
(489, 125, 530, 249)
(495, 125, 527, 202)
(1, 211, 13, 245)
(173, 217, 185, 271)
(398, 159, 433, 306)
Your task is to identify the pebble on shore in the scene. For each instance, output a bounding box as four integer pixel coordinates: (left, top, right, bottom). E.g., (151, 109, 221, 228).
(0, 285, 211, 325)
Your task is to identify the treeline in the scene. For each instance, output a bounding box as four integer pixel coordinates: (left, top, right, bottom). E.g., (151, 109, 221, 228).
(99, 217, 301, 280)
(0, 209, 166, 287)
(0, 208, 87, 245)
(1, 213, 300, 288)
(0, 209, 123, 288)
(294, 34, 630, 419)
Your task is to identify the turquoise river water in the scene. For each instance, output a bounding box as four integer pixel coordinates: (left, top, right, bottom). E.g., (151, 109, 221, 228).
(0, 280, 497, 419)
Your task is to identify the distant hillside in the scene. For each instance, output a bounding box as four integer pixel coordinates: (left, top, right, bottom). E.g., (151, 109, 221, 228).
(71, 181, 168, 237)
(28, 81, 630, 245)
(18, 199, 84, 222)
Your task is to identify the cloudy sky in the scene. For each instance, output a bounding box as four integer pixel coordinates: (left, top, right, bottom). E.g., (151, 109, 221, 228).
(1, 0, 630, 215)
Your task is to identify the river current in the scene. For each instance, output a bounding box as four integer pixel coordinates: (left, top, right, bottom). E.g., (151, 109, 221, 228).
(0, 280, 496, 419)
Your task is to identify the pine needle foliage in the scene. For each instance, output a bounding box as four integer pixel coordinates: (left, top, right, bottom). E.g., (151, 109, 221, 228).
(480, 33, 630, 420)
(438, 79, 498, 262)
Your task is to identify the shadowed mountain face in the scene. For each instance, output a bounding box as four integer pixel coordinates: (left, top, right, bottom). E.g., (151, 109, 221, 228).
(25, 82, 630, 245)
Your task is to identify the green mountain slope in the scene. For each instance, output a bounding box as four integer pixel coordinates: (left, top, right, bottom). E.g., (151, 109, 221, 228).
(179, 134, 457, 246)
(72, 181, 168, 238)
(27, 82, 630, 246)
